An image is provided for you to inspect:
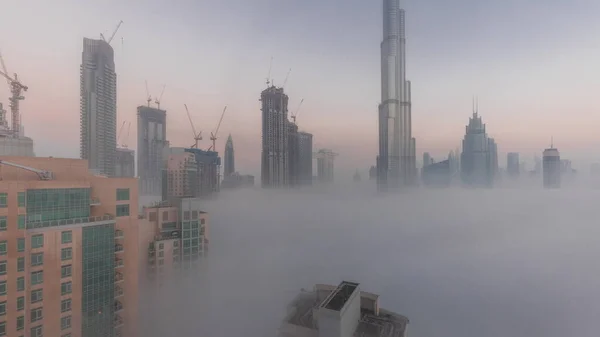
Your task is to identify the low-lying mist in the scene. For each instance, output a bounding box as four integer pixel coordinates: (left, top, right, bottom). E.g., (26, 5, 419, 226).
(140, 183, 600, 337)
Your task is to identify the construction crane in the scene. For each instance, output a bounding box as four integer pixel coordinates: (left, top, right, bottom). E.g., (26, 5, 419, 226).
(144, 80, 152, 107)
(0, 51, 28, 137)
(208, 106, 227, 152)
(184, 104, 202, 148)
(154, 84, 166, 109)
(290, 98, 304, 124)
(0, 159, 54, 180)
(117, 121, 127, 146)
(265, 56, 273, 87)
(282, 68, 292, 89)
(100, 20, 123, 45)
(123, 122, 131, 148)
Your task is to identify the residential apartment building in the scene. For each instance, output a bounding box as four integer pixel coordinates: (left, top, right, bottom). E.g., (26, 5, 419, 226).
(0, 156, 141, 337)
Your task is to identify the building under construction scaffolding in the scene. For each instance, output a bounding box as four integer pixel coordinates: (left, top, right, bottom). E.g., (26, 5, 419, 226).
(184, 148, 221, 197)
(279, 281, 409, 337)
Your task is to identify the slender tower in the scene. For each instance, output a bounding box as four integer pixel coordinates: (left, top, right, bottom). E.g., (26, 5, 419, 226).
(377, 0, 414, 190)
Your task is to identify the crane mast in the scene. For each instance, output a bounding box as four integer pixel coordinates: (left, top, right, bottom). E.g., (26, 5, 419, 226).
(208, 106, 227, 152)
(0, 51, 27, 137)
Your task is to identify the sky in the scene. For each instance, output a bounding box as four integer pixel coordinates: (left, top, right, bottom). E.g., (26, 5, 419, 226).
(139, 185, 600, 337)
(2, 0, 600, 177)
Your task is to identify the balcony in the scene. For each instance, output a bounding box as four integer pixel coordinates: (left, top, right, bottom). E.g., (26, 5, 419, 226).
(26, 214, 115, 230)
(115, 244, 124, 253)
(115, 258, 124, 268)
(114, 314, 124, 328)
(115, 272, 124, 283)
(114, 300, 124, 313)
(115, 285, 124, 298)
(90, 197, 101, 206)
(115, 230, 124, 239)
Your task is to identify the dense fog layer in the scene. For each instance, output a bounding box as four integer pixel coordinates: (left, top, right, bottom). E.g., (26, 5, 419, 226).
(141, 183, 600, 337)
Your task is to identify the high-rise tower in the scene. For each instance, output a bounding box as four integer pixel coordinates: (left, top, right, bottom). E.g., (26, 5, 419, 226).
(377, 0, 415, 190)
(137, 105, 168, 197)
(224, 134, 235, 178)
(261, 86, 289, 188)
(80, 38, 117, 176)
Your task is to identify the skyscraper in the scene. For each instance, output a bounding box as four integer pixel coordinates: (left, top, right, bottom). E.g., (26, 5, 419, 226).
(137, 106, 168, 197)
(287, 121, 300, 186)
(377, 0, 415, 190)
(461, 109, 496, 187)
(507, 152, 520, 177)
(80, 38, 117, 176)
(543, 145, 561, 188)
(297, 131, 313, 185)
(316, 149, 337, 183)
(261, 86, 289, 188)
(223, 134, 235, 178)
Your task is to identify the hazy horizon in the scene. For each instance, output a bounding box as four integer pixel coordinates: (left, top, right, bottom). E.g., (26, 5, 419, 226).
(2, 0, 600, 177)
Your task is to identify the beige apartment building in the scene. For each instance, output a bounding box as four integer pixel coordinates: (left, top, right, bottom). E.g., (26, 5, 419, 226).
(0, 156, 142, 337)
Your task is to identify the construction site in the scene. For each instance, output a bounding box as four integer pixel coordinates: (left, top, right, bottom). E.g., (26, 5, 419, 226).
(0, 52, 35, 157)
(279, 281, 409, 337)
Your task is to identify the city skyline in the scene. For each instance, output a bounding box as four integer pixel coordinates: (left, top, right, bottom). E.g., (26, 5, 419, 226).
(2, 0, 600, 176)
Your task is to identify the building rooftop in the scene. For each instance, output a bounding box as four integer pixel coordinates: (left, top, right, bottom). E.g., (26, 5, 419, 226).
(280, 282, 409, 337)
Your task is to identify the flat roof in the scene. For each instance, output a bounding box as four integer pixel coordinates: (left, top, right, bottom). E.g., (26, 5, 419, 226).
(282, 284, 408, 337)
(322, 281, 359, 311)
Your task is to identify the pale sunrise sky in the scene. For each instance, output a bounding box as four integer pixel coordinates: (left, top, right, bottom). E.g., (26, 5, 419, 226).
(2, 0, 600, 177)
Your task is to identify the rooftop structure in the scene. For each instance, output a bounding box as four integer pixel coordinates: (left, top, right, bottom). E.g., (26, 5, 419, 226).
(280, 281, 409, 337)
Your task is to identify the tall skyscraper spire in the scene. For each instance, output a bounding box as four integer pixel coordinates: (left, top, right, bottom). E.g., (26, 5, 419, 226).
(377, 0, 415, 190)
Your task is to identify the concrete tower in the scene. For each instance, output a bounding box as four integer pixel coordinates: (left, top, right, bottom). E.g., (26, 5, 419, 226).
(261, 86, 289, 188)
(377, 0, 415, 190)
(460, 106, 496, 188)
(297, 131, 313, 185)
(224, 134, 235, 178)
(543, 142, 561, 188)
(80, 38, 117, 176)
(137, 106, 168, 197)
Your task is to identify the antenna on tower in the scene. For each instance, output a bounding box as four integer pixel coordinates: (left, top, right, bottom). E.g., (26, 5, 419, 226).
(551, 136, 554, 149)
(476, 96, 479, 113)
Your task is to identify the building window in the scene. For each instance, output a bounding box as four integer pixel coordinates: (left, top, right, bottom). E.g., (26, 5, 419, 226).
(61, 281, 72, 295)
(31, 289, 43, 303)
(162, 211, 168, 221)
(0, 301, 5, 315)
(26, 188, 90, 225)
(0, 281, 5, 295)
(0, 217, 6, 231)
(61, 248, 72, 261)
(17, 257, 24, 272)
(31, 253, 44, 266)
(0, 193, 7, 207)
(17, 215, 25, 229)
(61, 299, 71, 313)
(158, 243, 164, 249)
(61, 265, 72, 278)
(17, 315, 24, 331)
(31, 271, 43, 285)
(158, 251, 164, 258)
(31, 307, 43, 322)
(201, 218, 206, 225)
(0, 322, 4, 336)
(116, 204, 129, 217)
(17, 297, 24, 311)
(61, 315, 72, 330)
(116, 188, 130, 201)
(0, 241, 6, 255)
(18, 192, 26, 207)
(31, 234, 43, 248)
(0, 261, 5, 275)
(17, 277, 24, 291)
(17, 238, 25, 252)
(61, 231, 72, 244)
(31, 325, 43, 337)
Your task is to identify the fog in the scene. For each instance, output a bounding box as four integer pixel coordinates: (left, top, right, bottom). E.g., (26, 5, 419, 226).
(142, 184, 600, 337)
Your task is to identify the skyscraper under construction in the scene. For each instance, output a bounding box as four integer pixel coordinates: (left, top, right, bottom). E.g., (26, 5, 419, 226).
(377, 0, 416, 190)
(261, 86, 289, 188)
